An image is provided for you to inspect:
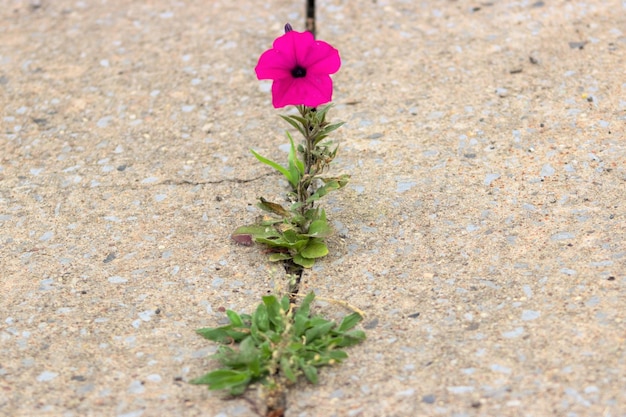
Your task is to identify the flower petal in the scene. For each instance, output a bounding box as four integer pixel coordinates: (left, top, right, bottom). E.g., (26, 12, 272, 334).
(255, 48, 293, 80)
(273, 31, 316, 65)
(271, 78, 298, 108)
(272, 75, 333, 108)
(302, 74, 334, 107)
(301, 41, 341, 75)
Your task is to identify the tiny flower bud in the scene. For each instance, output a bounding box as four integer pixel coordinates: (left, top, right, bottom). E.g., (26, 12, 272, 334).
(284, 23, 293, 33)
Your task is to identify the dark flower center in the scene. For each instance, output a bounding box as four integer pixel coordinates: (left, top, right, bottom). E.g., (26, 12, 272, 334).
(291, 65, 307, 78)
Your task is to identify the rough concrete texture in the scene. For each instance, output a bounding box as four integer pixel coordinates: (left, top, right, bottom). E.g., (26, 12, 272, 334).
(1, 0, 625, 416)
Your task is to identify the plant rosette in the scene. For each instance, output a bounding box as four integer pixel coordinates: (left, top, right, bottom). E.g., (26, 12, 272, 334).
(232, 24, 349, 270)
(190, 292, 366, 395)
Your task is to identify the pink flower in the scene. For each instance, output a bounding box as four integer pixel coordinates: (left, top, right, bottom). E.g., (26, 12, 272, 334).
(255, 29, 341, 108)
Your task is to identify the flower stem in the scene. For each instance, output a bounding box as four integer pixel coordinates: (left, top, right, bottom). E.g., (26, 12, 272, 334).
(296, 105, 319, 218)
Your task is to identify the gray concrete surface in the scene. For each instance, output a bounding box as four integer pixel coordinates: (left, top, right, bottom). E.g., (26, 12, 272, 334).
(1, 0, 625, 416)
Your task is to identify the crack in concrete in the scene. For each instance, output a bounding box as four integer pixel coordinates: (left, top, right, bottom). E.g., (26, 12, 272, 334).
(158, 172, 273, 186)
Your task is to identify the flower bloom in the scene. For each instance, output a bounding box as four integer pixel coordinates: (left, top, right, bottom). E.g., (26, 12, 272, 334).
(255, 28, 341, 108)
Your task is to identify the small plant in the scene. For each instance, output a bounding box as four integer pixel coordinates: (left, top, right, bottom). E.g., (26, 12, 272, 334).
(231, 24, 347, 271)
(193, 21, 364, 417)
(190, 292, 365, 399)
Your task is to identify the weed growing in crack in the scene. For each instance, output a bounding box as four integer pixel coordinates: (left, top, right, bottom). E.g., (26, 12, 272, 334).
(192, 21, 364, 417)
(190, 293, 365, 409)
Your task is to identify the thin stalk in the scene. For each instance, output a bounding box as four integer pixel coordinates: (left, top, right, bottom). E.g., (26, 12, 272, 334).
(296, 105, 319, 219)
(264, 307, 293, 416)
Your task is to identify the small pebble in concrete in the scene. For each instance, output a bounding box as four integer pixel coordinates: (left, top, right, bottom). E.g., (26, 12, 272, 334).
(447, 386, 474, 394)
(541, 164, 556, 176)
(422, 394, 436, 404)
(36, 371, 58, 382)
(502, 327, 525, 339)
(484, 173, 500, 186)
(522, 310, 541, 321)
(551, 231, 575, 241)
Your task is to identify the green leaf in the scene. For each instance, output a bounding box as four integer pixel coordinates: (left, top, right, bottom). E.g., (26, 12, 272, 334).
(321, 174, 350, 186)
(250, 321, 261, 342)
(337, 330, 367, 347)
(313, 134, 329, 144)
(226, 310, 244, 327)
(190, 369, 251, 391)
(250, 148, 296, 187)
(279, 115, 306, 136)
(255, 231, 308, 252)
(287, 132, 304, 176)
(239, 336, 259, 364)
(322, 121, 345, 135)
(280, 295, 291, 313)
(196, 327, 249, 344)
(307, 180, 340, 202)
(257, 198, 290, 217)
(293, 315, 308, 338)
(314, 122, 345, 146)
(305, 175, 350, 204)
(315, 104, 332, 122)
(287, 341, 305, 352)
(252, 235, 283, 245)
(293, 253, 315, 268)
(291, 114, 308, 125)
(258, 340, 272, 358)
(280, 357, 297, 382)
(327, 350, 349, 361)
(288, 211, 306, 226)
(336, 313, 363, 333)
(294, 293, 315, 337)
(268, 253, 292, 262)
(214, 346, 247, 368)
(305, 320, 335, 342)
(298, 292, 315, 318)
(253, 303, 269, 332)
(302, 364, 318, 384)
(263, 295, 284, 331)
(306, 219, 332, 238)
(289, 201, 304, 210)
(232, 224, 281, 240)
(300, 239, 328, 259)
(282, 228, 298, 243)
